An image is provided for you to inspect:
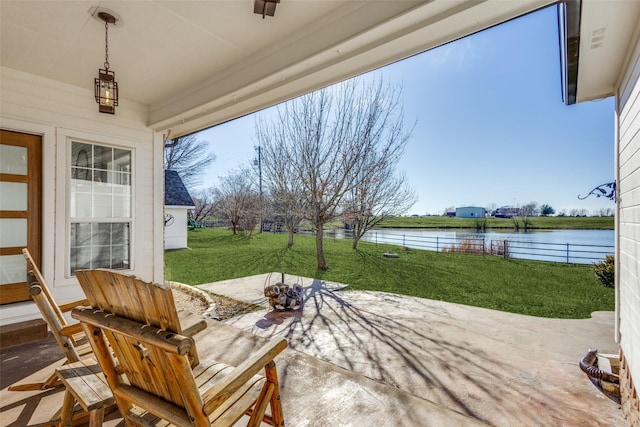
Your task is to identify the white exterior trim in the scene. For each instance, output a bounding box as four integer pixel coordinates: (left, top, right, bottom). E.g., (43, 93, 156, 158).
(153, 132, 165, 284)
(614, 104, 621, 344)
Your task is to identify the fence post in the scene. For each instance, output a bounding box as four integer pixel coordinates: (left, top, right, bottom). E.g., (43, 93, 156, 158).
(436, 236, 439, 253)
(403, 234, 406, 248)
(566, 243, 570, 263)
(504, 240, 508, 259)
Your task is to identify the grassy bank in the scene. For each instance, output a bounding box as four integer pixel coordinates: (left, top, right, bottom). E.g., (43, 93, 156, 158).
(377, 215, 614, 229)
(165, 228, 614, 319)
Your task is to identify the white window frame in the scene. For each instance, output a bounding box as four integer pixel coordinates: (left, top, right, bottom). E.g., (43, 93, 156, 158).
(67, 138, 134, 276)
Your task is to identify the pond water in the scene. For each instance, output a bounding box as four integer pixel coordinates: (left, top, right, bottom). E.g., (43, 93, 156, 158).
(328, 228, 615, 264)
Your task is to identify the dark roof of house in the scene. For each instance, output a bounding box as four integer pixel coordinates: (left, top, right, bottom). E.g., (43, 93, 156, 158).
(164, 170, 195, 207)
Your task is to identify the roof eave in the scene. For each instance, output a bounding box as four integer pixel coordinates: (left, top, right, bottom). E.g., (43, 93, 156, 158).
(165, 204, 195, 209)
(558, 0, 582, 105)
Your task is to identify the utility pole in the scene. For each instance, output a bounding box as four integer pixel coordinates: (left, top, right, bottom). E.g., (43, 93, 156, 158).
(254, 146, 263, 233)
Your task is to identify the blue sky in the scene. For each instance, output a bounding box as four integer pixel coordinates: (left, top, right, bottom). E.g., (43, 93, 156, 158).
(195, 5, 615, 216)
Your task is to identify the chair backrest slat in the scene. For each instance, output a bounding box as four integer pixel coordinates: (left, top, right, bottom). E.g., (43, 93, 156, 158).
(74, 269, 112, 313)
(23, 248, 67, 327)
(77, 269, 181, 333)
(22, 248, 85, 364)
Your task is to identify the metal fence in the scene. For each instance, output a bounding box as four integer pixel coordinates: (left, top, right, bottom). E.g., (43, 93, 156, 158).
(196, 224, 613, 264)
(329, 229, 613, 264)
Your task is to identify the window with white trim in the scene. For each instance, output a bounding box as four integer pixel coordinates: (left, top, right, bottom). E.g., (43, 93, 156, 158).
(70, 141, 131, 274)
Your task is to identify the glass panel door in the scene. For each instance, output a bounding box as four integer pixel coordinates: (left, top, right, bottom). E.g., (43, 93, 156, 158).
(0, 130, 41, 304)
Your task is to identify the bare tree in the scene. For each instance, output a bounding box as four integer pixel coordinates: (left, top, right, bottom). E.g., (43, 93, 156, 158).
(255, 123, 308, 247)
(213, 169, 260, 234)
(520, 201, 539, 217)
(190, 187, 216, 223)
(569, 208, 588, 217)
(343, 167, 416, 249)
(256, 77, 413, 270)
(268, 188, 307, 247)
(596, 207, 614, 217)
(164, 134, 216, 188)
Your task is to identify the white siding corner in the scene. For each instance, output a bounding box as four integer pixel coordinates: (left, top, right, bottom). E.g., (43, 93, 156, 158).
(617, 30, 640, 393)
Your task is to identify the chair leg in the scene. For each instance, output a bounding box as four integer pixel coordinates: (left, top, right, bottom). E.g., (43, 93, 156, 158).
(264, 361, 285, 427)
(59, 389, 75, 426)
(88, 407, 104, 427)
(247, 383, 274, 427)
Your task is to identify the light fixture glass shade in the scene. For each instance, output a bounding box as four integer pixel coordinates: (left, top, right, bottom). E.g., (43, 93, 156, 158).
(94, 68, 118, 114)
(254, 0, 279, 18)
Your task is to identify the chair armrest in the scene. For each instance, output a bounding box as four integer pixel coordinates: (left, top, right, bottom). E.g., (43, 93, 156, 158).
(59, 323, 85, 337)
(58, 299, 90, 312)
(202, 337, 287, 414)
(178, 310, 207, 337)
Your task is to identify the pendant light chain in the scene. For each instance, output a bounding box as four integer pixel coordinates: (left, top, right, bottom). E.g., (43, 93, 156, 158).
(94, 11, 118, 114)
(104, 20, 110, 70)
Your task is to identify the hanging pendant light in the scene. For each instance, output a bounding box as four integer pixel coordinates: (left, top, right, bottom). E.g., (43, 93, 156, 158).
(254, 0, 280, 18)
(94, 12, 118, 114)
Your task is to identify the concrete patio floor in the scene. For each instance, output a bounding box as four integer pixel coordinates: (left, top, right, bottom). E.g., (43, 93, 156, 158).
(1, 273, 624, 426)
(200, 273, 625, 426)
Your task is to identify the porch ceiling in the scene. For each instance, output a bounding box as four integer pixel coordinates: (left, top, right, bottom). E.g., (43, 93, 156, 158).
(1, 0, 553, 136)
(563, 0, 640, 104)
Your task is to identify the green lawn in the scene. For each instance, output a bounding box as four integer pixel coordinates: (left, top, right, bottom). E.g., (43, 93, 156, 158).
(378, 215, 614, 229)
(165, 228, 614, 319)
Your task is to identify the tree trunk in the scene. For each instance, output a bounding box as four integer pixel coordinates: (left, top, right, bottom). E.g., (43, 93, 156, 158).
(315, 226, 328, 270)
(351, 220, 362, 250)
(352, 235, 360, 250)
(288, 227, 294, 248)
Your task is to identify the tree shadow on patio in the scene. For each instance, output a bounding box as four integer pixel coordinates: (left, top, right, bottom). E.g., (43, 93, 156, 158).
(228, 275, 618, 426)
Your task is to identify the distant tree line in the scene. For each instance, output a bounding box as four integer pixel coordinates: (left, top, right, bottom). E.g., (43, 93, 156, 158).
(442, 202, 614, 218)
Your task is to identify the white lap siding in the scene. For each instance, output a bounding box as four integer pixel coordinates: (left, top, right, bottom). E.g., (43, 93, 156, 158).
(164, 207, 190, 250)
(617, 26, 640, 422)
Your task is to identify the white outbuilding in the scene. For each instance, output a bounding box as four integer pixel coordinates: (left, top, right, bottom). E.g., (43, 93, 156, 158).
(455, 206, 486, 218)
(164, 170, 195, 250)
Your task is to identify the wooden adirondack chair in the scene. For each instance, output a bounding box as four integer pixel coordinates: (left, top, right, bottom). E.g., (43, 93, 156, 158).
(7, 248, 92, 391)
(72, 269, 287, 426)
(8, 249, 207, 392)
